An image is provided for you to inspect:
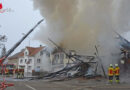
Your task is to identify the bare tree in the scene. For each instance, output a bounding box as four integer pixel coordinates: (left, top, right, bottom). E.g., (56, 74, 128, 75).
(1, 45, 6, 57)
(0, 35, 7, 46)
(0, 35, 7, 42)
(0, 35, 7, 57)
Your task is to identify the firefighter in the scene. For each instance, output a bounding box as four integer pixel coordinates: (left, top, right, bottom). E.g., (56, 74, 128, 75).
(13, 69, 16, 78)
(6, 69, 9, 76)
(5, 68, 9, 76)
(114, 64, 120, 83)
(20, 71, 24, 79)
(108, 64, 114, 83)
(4, 69, 7, 75)
(17, 69, 20, 79)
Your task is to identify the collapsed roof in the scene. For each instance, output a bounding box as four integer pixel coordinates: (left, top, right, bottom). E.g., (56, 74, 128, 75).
(116, 32, 130, 51)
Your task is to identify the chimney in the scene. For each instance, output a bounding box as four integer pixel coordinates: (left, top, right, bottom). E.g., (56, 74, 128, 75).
(40, 45, 42, 47)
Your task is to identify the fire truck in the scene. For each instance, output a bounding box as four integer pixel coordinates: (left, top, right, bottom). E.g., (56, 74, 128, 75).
(0, 64, 24, 76)
(0, 64, 15, 75)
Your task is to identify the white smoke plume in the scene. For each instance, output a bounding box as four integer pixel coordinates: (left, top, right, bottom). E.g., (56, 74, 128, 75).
(41, 54, 52, 72)
(32, 0, 130, 70)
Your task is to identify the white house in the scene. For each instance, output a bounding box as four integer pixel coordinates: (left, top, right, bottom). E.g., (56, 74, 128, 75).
(18, 46, 51, 76)
(49, 49, 76, 72)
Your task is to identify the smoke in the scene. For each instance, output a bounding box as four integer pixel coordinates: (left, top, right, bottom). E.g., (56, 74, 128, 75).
(41, 54, 52, 72)
(32, 0, 130, 69)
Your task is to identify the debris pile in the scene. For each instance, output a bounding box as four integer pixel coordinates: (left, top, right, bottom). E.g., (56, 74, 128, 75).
(43, 39, 102, 81)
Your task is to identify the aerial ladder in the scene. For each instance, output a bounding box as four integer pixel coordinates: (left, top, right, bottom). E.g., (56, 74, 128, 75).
(0, 19, 43, 90)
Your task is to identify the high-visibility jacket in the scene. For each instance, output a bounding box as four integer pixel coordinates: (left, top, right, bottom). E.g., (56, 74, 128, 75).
(108, 67, 114, 76)
(13, 69, 15, 74)
(114, 67, 120, 76)
(5, 69, 8, 74)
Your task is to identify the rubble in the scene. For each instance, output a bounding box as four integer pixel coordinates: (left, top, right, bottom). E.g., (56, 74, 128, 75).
(42, 39, 103, 81)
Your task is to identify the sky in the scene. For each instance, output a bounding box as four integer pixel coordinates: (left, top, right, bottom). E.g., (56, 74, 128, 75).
(0, 0, 130, 56)
(0, 0, 43, 55)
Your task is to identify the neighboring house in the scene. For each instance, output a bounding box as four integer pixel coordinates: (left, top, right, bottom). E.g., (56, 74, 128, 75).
(50, 49, 75, 72)
(50, 51, 65, 72)
(18, 46, 52, 76)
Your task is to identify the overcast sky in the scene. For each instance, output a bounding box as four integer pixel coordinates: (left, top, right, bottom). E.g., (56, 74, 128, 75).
(0, 0, 130, 56)
(0, 0, 43, 54)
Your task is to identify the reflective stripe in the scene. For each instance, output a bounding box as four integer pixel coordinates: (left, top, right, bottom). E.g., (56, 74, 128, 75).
(116, 80, 120, 83)
(109, 69, 113, 74)
(108, 67, 114, 76)
(115, 67, 120, 75)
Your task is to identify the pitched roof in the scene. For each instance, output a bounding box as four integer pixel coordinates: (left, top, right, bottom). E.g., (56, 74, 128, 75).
(8, 46, 44, 60)
(26, 47, 44, 56)
(8, 52, 23, 60)
(19, 46, 44, 57)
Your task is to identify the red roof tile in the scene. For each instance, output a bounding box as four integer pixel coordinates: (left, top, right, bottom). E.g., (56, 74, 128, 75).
(26, 47, 44, 56)
(9, 46, 44, 60)
(8, 52, 22, 60)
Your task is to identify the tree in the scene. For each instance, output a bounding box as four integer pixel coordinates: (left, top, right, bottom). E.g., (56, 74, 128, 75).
(0, 35, 7, 57)
(0, 35, 7, 42)
(1, 45, 6, 57)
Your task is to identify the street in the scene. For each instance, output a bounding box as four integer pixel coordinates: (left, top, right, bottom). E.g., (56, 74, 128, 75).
(2, 78, 130, 90)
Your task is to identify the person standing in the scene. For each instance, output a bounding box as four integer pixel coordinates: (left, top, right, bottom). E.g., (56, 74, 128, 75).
(13, 69, 16, 78)
(108, 64, 114, 83)
(114, 64, 120, 83)
(17, 69, 20, 79)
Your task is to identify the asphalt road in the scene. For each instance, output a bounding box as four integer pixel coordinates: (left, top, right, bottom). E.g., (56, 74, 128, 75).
(2, 78, 130, 90)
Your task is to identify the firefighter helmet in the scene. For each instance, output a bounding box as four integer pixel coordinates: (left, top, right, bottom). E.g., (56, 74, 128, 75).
(115, 64, 118, 67)
(110, 64, 113, 67)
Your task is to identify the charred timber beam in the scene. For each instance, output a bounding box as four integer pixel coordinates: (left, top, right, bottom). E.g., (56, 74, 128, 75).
(95, 45, 107, 78)
(44, 62, 90, 78)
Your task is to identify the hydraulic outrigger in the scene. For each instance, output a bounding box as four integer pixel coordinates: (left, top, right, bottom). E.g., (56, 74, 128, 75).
(0, 19, 43, 90)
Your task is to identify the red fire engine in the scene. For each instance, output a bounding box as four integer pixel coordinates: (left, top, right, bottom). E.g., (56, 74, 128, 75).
(0, 64, 15, 75)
